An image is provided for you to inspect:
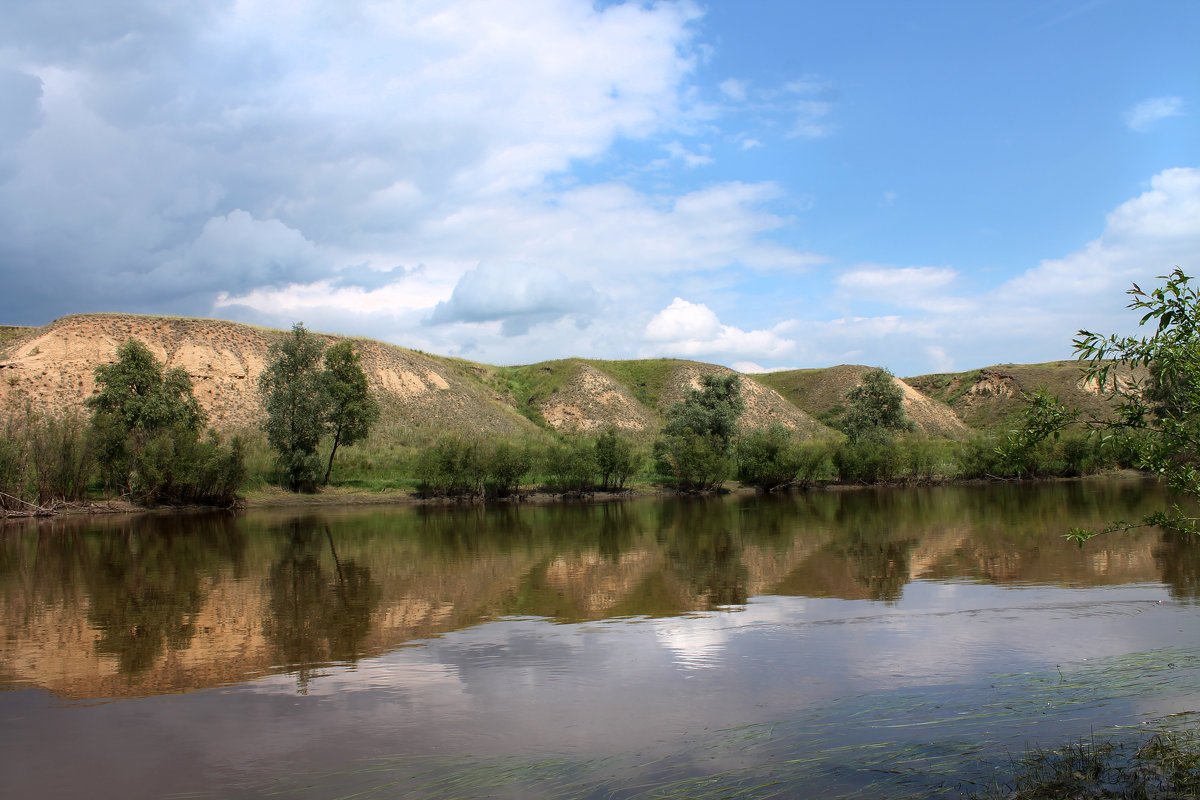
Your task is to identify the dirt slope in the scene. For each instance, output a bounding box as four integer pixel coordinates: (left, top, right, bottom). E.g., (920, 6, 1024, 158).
(0, 314, 542, 438)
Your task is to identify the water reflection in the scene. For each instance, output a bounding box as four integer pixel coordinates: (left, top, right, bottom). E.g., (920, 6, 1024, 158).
(0, 477, 1191, 699)
(264, 519, 381, 690)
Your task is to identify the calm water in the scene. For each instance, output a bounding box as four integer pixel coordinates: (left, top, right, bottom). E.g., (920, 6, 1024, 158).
(3, 478, 1200, 799)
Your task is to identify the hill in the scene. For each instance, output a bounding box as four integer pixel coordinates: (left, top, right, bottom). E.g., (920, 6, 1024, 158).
(5, 313, 1124, 444)
(904, 361, 1144, 431)
(751, 365, 968, 438)
(0, 314, 837, 442)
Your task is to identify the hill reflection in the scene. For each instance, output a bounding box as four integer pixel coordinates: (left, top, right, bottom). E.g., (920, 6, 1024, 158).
(0, 477, 1192, 699)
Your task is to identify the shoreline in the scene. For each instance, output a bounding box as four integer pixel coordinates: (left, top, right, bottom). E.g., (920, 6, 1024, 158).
(1, 470, 1149, 523)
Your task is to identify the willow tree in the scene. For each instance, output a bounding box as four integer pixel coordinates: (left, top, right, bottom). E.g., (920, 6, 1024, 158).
(321, 340, 379, 485)
(259, 323, 328, 492)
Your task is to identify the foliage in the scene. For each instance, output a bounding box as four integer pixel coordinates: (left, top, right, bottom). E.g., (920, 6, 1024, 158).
(0, 407, 92, 509)
(413, 435, 485, 497)
(1001, 269, 1200, 541)
(656, 374, 744, 490)
(832, 435, 900, 484)
(653, 431, 731, 491)
(259, 323, 330, 492)
(541, 437, 598, 493)
(412, 435, 536, 498)
(841, 367, 912, 443)
(663, 373, 744, 448)
(594, 427, 641, 490)
(86, 338, 243, 505)
(87, 339, 204, 493)
(483, 440, 533, 498)
(321, 340, 380, 485)
(737, 423, 802, 491)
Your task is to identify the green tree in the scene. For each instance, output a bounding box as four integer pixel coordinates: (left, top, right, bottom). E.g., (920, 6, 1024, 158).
(1003, 269, 1200, 541)
(260, 323, 328, 492)
(663, 373, 745, 448)
(655, 374, 744, 491)
(841, 368, 911, 443)
(87, 339, 205, 495)
(321, 340, 379, 485)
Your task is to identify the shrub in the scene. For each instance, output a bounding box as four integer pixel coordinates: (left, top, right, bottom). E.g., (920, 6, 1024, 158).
(832, 435, 900, 484)
(542, 437, 597, 493)
(737, 423, 802, 491)
(594, 428, 641, 491)
(654, 431, 730, 491)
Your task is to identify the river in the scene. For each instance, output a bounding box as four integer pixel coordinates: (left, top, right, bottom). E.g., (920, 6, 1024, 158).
(2, 477, 1199, 799)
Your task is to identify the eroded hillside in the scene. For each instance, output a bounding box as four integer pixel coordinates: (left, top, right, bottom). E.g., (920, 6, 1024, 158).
(905, 361, 1145, 430)
(0, 313, 1009, 441)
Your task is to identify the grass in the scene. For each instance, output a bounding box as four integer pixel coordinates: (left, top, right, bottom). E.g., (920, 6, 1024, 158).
(972, 730, 1200, 799)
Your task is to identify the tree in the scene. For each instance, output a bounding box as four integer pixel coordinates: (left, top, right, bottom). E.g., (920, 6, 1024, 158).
(260, 323, 328, 492)
(88, 339, 205, 494)
(655, 374, 744, 491)
(87, 339, 243, 505)
(663, 373, 745, 448)
(1003, 269, 1200, 541)
(321, 340, 379, 485)
(841, 368, 911, 443)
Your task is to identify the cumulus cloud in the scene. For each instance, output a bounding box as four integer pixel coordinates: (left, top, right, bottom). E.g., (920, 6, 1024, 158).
(797, 167, 1200, 374)
(1124, 96, 1184, 132)
(645, 298, 795, 360)
(0, 0, 718, 322)
(429, 263, 599, 336)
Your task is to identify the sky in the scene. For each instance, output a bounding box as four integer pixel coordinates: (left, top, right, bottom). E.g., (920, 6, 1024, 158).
(1, 0, 1197, 376)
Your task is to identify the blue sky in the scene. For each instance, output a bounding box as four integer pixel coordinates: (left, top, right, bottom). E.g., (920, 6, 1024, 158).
(1, 0, 1197, 375)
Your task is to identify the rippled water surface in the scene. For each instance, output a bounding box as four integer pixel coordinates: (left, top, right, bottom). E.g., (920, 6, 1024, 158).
(3, 478, 1200, 799)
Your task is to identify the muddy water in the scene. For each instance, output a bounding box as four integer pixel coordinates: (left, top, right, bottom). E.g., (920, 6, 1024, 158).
(3, 477, 1200, 799)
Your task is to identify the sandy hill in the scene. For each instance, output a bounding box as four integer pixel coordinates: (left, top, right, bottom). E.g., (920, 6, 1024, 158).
(752, 365, 968, 439)
(6, 313, 1098, 443)
(0, 314, 542, 439)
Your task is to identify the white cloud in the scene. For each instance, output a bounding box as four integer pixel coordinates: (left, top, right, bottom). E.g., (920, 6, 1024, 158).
(429, 262, 598, 335)
(0, 0, 715, 320)
(1124, 96, 1184, 132)
(836, 266, 972, 313)
(645, 298, 795, 360)
(719, 78, 747, 101)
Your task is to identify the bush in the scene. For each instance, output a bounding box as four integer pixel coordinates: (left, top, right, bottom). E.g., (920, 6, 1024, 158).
(594, 428, 641, 491)
(0, 407, 93, 509)
(483, 441, 533, 498)
(414, 435, 484, 497)
(832, 435, 900, 484)
(737, 423, 802, 491)
(654, 431, 730, 491)
(542, 437, 597, 493)
(132, 429, 245, 506)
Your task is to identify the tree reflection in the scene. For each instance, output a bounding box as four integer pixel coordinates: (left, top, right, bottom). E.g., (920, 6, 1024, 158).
(83, 515, 243, 676)
(264, 519, 381, 691)
(1155, 531, 1200, 603)
(658, 499, 748, 607)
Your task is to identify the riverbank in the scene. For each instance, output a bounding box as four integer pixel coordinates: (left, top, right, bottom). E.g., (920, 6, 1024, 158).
(2, 469, 1151, 523)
